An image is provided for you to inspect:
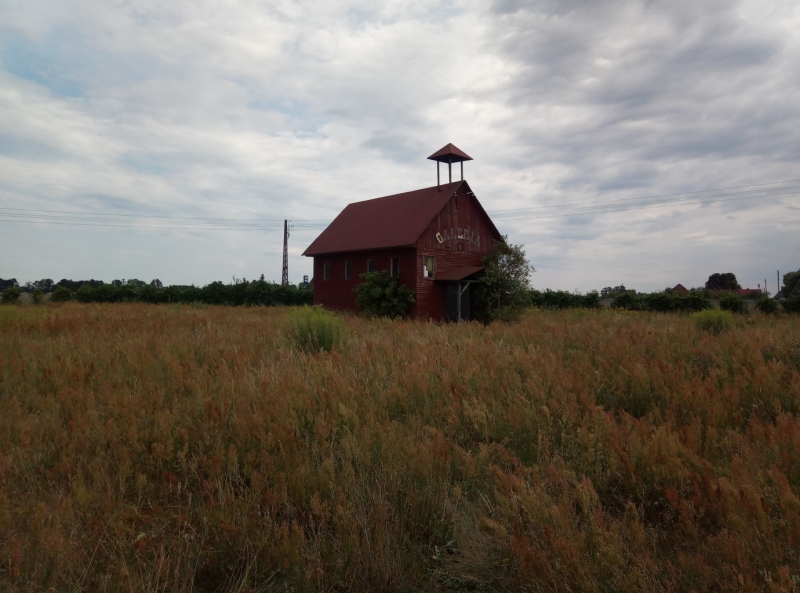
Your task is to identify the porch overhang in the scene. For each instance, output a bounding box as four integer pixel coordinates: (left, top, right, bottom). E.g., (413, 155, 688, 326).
(435, 266, 484, 282)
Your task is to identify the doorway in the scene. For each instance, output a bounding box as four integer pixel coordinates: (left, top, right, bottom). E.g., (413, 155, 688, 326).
(445, 283, 471, 322)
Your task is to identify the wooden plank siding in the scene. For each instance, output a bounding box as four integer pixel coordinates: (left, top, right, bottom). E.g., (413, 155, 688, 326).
(309, 181, 501, 320)
(414, 185, 499, 319)
(312, 248, 417, 313)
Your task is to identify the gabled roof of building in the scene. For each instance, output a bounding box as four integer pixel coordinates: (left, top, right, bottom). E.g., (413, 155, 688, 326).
(303, 180, 500, 256)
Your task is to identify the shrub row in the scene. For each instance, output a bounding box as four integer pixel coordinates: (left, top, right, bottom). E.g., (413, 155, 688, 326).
(47, 280, 312, 307)
(530, 289, 601, 309)
(612, 291, 712, 312)
(528, 288, 799, 315)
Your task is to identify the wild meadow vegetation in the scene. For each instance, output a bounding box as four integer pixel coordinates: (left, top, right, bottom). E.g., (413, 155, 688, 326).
(1, 304, 799, 592)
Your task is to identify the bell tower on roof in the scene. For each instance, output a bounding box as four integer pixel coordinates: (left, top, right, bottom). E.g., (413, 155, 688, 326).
(427, 143, 473, 186)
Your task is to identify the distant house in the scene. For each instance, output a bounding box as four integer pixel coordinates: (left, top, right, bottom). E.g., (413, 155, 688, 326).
(736, 288, 763, 298)
(671, 284, 690, 295)
(303, 144, 502, 321)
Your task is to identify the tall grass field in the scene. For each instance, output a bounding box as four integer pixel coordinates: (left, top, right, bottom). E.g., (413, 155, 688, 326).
(1, 304, 799, 592)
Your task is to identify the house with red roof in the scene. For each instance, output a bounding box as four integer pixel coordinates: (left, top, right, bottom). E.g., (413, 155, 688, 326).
(303, 144, 502, 321)
(736, 288, 763, 298)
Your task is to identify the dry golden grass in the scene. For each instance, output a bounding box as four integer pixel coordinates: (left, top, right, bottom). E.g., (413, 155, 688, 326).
(0, 303, 799, 592)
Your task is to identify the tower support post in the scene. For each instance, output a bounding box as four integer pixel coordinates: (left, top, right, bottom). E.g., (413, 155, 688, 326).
(426, 143, 473, 186)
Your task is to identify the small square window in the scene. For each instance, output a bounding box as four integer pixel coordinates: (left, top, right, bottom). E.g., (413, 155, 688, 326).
(323, 262, 330, 281)
(390, 257, 399, 278)
(345, 260, 352, 280)
(367, 259, 374, 273)
(424, 256, 435, 279)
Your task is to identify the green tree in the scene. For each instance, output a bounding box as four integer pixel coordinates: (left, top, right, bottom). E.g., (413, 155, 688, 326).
(75, 284, 96, 303)
(705, 272, 741, 290)
(756, 297, 778, 314)
(783, 295, 800, 313)
(782, 269, 800, 298)
(50, 286, 72, 302)
(601, 285, 628, 298)
(353, 270, 415, 318)
(1, 286, 21, 304)
(612, 291, 642, 310)
(32, 288, 44, 305)
(782, 277, 800, 313)
(27, 279, 55, 293)
(475, 237, 533, 321)
(720, 293, 747, 314)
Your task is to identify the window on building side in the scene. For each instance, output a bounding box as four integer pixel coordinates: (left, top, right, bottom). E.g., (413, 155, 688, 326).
(367, 259, 374, 273)
(390, 257, 399, 278)
(345, 260, 352, 280)
(323, 262, 330, 281)
(424, 256, 435, 279)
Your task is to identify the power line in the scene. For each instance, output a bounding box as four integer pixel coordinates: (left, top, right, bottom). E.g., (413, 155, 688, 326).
(5, 177, 795, 222)
(488, 185, 800, 218)
(0, 206, 221, 219)
(489, 189, 800, 221)
(0, 213, 324, 229)
(0, 218, 329, 231)
(1, 179, 797, 231)
(0, 207, 327, 225)
(488, 178, 800, 215)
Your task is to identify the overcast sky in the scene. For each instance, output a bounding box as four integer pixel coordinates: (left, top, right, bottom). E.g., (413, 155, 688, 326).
(1, 0, 798, 292)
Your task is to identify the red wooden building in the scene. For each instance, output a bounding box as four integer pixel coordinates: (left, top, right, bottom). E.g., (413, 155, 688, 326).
(303, 144, 502, 321)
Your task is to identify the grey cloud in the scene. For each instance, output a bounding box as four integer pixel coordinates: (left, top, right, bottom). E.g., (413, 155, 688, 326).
(0, 0, 797, 290)
(361, 130, 426, 164)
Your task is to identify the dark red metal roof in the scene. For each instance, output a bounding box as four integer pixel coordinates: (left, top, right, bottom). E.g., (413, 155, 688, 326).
(427, 143, 473, 163)
(303, 181, 466, 256)
(435, 266, 485, 281)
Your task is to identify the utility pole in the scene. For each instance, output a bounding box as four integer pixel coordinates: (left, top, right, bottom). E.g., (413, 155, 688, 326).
(777, 271, 780, 295)
(282, 219, 290, 286)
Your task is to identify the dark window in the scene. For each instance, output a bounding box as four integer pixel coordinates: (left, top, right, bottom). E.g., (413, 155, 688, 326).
(367, 259, 374, 273)
(390, 257, 399, 278)
(345, 260, 352, 280)
(423, 256, 435, 279)
(323, 262, 330, 281)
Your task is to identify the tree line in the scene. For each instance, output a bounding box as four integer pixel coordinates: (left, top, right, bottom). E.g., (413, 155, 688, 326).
(530, 270, 800, 314)
(2, 267, 798, 314)
(0, 276, 312, 307)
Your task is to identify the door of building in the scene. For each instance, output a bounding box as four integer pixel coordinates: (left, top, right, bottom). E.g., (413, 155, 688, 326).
(446, 283, 471, 322)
